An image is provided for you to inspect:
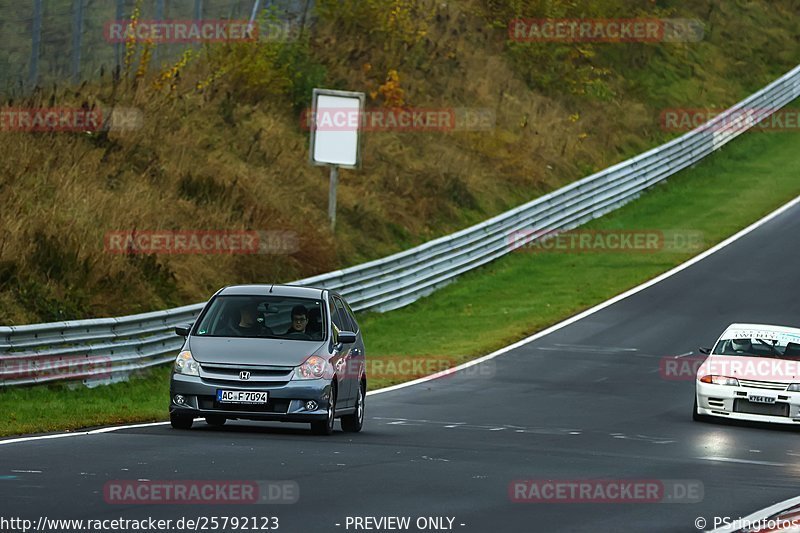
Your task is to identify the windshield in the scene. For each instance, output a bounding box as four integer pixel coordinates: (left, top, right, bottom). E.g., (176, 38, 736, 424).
(194, 295, 325, 341)
(712, 336, 800, 358)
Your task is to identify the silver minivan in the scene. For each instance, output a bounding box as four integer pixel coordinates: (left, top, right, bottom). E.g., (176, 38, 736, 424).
(169, 284, 366, 435)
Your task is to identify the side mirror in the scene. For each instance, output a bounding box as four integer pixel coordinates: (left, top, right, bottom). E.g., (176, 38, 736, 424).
(338, 331, 357, 345)
(699, 347, 711, 355)
(175, 324, 192, 337)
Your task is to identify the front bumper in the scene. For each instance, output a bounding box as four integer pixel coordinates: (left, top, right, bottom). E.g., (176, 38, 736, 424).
(696, 381, 800, 425)
(170, 373, 331, 422)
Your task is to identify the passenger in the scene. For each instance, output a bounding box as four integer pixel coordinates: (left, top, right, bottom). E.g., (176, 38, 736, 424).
(284, 305, 309, 336)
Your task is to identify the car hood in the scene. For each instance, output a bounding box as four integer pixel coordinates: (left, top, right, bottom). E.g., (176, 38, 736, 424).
(699, 354, 800, 382)
(187, 336, 327, 367)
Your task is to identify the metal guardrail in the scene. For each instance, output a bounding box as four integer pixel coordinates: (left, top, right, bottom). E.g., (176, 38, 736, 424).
(2, 64, 798, 387)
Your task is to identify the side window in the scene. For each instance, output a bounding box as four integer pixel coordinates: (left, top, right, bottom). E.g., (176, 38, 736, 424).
(343, 299, 359, 333)
(329, 298, 344, 333)
(334, 296, 354, 332)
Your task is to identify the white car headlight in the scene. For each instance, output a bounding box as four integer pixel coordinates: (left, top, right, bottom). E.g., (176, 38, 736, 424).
(787, 384, 800, 392)
(294, 355, 327, 380)
(174, 350, 200, 376)
(699, 375, 739, 386)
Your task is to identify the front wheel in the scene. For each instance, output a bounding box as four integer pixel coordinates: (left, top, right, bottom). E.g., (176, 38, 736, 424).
(170, 412, 194, 430)
(311, 383, 336, 436)
(341, 382, 365, 433)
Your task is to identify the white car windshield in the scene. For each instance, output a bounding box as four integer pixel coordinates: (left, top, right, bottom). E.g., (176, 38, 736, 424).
(713, 336, 800, 358)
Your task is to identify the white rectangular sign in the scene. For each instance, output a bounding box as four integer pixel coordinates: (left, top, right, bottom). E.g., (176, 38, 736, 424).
(310, 89, 364, 168)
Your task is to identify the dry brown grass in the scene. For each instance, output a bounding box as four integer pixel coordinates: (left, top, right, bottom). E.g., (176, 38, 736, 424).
(0, 0, 797, 324)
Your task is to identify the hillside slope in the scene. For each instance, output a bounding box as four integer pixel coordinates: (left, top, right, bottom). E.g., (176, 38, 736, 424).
(0, 0, 798, 324)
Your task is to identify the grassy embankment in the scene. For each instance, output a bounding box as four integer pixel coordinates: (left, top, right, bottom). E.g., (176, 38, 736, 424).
(0, 0, 798, 323)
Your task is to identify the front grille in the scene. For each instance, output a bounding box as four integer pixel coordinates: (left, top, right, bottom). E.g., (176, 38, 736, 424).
(733, 399, 789, 417)
(202, 379, 290, 388)
(738, 379, 789, 390)
(198, 396, 290, 413)
(199, 363, 293, 383)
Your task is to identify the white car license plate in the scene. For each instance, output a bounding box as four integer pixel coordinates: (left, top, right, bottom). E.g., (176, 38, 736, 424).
(748, 395, 777, 404)
(216, 390, 269, 404)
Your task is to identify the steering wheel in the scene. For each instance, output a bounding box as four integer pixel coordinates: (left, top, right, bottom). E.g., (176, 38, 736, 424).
(285, 331, 312, 340)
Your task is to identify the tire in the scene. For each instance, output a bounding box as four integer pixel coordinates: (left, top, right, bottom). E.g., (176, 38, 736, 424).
(170, 412, 194, 430)
(341, 381, 365, 433)
(311, 383, 336, 436)
(205, 415, 226, 427)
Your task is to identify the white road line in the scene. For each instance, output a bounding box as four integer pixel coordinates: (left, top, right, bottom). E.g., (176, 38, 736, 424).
(553, 343, 638, 351)
(699, 456, 787, 467)
(0, 421, 170, 446)
(2, 194, 800, 448)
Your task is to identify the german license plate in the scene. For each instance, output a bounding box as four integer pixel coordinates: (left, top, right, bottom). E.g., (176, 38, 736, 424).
(748, 395, 777, 404)
(216, 390, 269, 404)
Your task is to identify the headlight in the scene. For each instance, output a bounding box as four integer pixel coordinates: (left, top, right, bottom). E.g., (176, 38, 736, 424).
(294, 355, 327, 380)
(699, 375, 739, 386)
(174, 350, 200, 376)
(787, 384, 800, 392)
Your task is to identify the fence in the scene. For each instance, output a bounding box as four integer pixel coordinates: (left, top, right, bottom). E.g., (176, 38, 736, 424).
(0, 0, 312, 95)
(1, 63, 798, 387)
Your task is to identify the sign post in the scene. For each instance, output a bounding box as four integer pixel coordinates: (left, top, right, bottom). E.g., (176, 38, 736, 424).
(309, 88, 365, 231)
(328, 164, 338, 230)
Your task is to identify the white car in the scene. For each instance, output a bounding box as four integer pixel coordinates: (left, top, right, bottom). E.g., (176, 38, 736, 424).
(694, 323, 800, 425)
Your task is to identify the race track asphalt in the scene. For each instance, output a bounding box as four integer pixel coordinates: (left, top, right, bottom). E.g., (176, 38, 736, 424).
(3, 201, 800, 533)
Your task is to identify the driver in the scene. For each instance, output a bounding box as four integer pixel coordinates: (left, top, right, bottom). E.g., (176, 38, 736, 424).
(730, 338, 752, 354)
(284, 305, 309, 336)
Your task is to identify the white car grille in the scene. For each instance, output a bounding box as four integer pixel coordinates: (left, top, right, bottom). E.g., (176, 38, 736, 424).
(738, 379, 789, 390)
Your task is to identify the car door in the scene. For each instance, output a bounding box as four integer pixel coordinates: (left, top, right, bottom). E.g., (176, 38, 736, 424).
(341, 297, 365, 395)
(333, 295, 358, 408)
(328, 296, 352, 408)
